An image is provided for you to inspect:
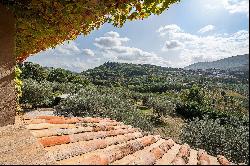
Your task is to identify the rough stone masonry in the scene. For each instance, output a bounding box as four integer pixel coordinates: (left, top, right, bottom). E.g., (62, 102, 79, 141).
(0, 4, 16, 126)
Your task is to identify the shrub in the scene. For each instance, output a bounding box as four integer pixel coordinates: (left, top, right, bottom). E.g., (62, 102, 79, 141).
(55, 86, 153, 131)
(176, 102, 249, 127)
(52, 82, 85, 95)
(20, 79, 54, 107)
(140, 93, 177, 126)
(143, 94, 175, 117)
(47, 68, 70, 83)
(19, 62, 49, 81)
(21, 78, 88, 107)
(181, 116, 249, 164)
(176, 84, 248, 126)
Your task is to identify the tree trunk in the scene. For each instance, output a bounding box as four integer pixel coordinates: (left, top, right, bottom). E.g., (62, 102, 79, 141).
(0, 4, 16, 127)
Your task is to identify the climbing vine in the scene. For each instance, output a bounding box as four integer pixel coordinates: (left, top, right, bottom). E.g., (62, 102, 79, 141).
(1, 0, 180, 62)
(14, 65, 23, 114)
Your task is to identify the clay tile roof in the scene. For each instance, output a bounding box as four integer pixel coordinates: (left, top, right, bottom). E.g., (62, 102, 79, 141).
(1, 115, 238, 165)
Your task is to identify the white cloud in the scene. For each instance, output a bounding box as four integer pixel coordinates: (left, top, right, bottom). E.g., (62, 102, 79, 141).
(28, 25, 249, 72)
(104, 31, 120, 38)
(56, 41, 81, 55)
(94, 31, 129, 49)
(157, 24, 249, 67)
(223, 0, 249, 15)
(27, 31, 172, 72)
(163, 40, 184, 51)
(94, 32, 171, 66)
(27, 41, 100, 72)
(205, 0, 249, 17)
(157, 24, 183, 37)
(198, 25, 215, 34)
(82, 49, 95, 57)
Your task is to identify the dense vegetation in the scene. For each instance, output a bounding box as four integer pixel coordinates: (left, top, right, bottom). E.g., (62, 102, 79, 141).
(1, 0, 179, 62)
(19, 61, 249, 164)
(182, 116, 249, 164)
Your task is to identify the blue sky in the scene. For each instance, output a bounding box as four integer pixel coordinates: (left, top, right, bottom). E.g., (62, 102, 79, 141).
(27, 0, 249, 72)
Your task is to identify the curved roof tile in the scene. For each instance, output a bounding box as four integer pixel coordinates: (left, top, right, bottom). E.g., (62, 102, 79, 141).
(0, 115, 237, 165)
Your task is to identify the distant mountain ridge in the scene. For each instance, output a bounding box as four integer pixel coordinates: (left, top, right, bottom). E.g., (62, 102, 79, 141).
(184, 54, 249, 71)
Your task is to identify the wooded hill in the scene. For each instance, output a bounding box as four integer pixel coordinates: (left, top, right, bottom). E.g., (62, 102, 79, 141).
(184, 54, 249, 71)
(19, 61, 249, 164)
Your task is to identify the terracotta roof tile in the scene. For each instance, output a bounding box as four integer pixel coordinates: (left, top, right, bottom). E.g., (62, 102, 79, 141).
(112, 139, 172, 165)
(35, 115, 63, 120)
(24, 118, 47, 124)
(112, 139, 159, 164)
(57, 135, 159, 165)
(45, 132, 143, 161)
(26, 123, 76, 130)
(69, 128, 138, 143)
(187, 149, 198, 165)
(155, 143, 181, 165)
(198, 149, 211, 165)
(30, 127, 93, 138)
(39, 135, 71, 147)
(208, 154, 221, 165)
(6, 115, 238, 165)
(30, 125, 129, 138)
(217, 155, 232, 165)
(171, 143, 190, 165)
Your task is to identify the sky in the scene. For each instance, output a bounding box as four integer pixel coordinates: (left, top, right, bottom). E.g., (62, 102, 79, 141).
(27, 0, 249, 72)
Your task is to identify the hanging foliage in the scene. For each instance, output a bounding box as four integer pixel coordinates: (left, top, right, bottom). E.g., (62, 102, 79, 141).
(1, 0, 180, 62)
(14, 65, 23, 114)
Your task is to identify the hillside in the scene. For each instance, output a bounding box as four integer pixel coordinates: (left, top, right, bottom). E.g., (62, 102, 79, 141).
(84, 61, 249, 93)
(184, 54, 249, 71)
(18, 62, 249, 164)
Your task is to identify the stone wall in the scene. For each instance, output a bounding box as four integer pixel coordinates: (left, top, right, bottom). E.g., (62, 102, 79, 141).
(0, 125, 56, 164)
(0, 4, 16, 126)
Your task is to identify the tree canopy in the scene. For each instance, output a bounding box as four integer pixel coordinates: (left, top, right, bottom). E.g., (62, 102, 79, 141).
(1, 0, 180, 62)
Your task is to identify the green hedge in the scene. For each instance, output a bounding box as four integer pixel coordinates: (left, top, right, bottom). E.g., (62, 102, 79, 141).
(181, 116, 249, 164)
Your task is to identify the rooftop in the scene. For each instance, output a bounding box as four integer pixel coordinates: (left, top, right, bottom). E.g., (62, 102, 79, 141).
(1, 115, 236, 165)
